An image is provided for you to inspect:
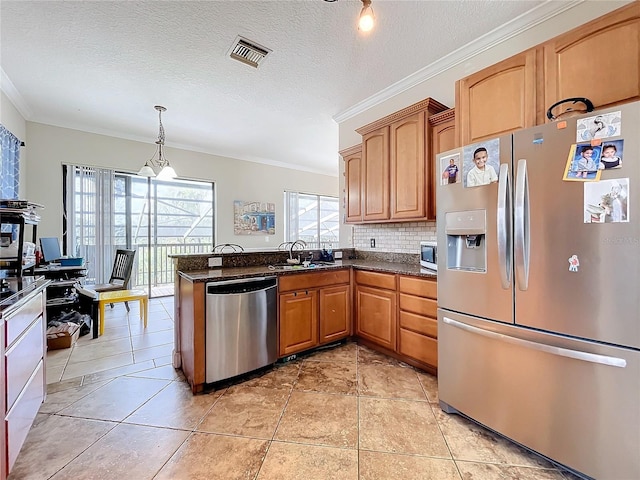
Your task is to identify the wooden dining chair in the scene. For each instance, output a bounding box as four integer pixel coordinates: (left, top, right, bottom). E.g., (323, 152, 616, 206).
(89, 249, 137, 311)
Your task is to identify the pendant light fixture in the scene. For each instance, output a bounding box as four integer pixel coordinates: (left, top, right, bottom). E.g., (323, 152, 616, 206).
(358, 0, 375, 32)
(138, 105, 177, 179)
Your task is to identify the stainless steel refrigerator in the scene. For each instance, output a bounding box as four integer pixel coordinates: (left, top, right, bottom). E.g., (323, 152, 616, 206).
(436, 101, 639, 480)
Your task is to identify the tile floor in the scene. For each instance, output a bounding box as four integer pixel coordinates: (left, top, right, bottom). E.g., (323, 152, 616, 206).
(10, 297, 581, 479)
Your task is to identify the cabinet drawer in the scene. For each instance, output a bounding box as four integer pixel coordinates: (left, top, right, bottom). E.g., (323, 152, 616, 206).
(354, 270, 396, 290)
(5, 292, 43, 347)
(7, 359, 44, 472)
(399, 293, 437, 318)
(399, 311, 437, 338)
(398, 276, 437, 299)
(6, 316, 44, 411)
(278, 269, 349, 293)
(398, 328, 438, 368)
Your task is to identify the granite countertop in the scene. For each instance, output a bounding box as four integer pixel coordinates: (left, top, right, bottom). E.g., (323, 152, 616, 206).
(179, 259, 436, 283)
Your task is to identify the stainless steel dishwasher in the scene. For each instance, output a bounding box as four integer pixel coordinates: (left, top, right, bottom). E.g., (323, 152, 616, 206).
(205, 277, 277, 383)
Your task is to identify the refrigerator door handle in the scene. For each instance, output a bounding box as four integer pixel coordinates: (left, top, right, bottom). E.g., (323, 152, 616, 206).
(497, 163, 511, 289)
(443, 317, 627, 368)
(514, 159, 530, 291)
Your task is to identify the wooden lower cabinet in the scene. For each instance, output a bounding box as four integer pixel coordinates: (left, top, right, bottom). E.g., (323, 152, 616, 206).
(177, 276, 206, 393)
(397, 276, 438, 369)
(355, 285, 397, 351)
(278, 270, 351, 357)
(319, 285, 351, 344)
(354, 271, 438, 372)
(354, 270, 397, 351)
(279, 290, 319, 356)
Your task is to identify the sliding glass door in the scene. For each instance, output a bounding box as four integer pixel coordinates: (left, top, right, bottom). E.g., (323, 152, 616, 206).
(133, 177, 213, 296)
(65, 165, 214, 297)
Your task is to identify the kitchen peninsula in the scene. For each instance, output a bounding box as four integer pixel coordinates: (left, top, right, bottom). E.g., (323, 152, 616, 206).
(171, 249, 438, 393)
(0, 275, 49, 479)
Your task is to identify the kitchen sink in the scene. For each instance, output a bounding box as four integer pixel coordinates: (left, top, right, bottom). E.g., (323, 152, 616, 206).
(267, 262, 336, 271)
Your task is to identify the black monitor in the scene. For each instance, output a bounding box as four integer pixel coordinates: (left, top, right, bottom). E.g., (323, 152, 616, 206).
(40, 237, 62, 263)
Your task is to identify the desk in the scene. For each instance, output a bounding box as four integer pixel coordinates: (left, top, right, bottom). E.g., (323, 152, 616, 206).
(33, 265, 93, 335)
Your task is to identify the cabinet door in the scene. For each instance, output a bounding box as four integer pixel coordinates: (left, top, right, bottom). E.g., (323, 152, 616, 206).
(355, 285, 396, 351)
(344, 149, 363, 223)
(390, 112, 425, 219)
(362, 127, 390, 221)
(428, 109, 456, 219)
(456, 49, 538, 145)
(279, 290, 319, 356)
(319, 285, 351, 344)
(543, 3, 640, 112)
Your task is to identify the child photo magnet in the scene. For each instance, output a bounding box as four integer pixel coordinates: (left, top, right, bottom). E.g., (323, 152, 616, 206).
(584, 178, 629, 223)
(598, 140, 624, 170)
(440, 153, 461, 186)
(563, 143, 602, 182)
(463, 138, 500, 188)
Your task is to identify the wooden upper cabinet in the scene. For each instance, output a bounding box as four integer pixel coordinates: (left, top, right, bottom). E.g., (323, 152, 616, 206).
(353, 97, 448, 224)
(543, 2, 640, 113)
(456, 48, 538, 145)
(390, 112, 426, 219)
(340, 145, 363, 223)
(428, 108, 456, 219)
(361, 127, 390, 221)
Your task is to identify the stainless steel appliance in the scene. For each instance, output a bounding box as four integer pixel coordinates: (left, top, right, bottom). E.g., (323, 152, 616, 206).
(436, 101, 639, 480)
(419, 241, 437, 271)
(205, 276, 277, 383)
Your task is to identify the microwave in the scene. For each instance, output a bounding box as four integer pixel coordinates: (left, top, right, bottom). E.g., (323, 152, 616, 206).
(420, 241, 437, 270)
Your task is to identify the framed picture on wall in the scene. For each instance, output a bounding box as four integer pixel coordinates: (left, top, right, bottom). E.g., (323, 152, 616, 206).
(233, 200, 276, 235)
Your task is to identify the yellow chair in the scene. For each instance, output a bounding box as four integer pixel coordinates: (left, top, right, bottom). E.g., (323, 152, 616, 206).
(98, 289, 148, 336)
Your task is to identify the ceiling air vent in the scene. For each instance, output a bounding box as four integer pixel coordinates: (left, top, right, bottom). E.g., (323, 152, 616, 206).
(229, 36, 271, 68)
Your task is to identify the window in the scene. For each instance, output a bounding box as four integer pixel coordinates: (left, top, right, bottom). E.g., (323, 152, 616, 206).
(284, 191, 339, 248)
(0, 125, 21, 200)
(64, 164, 214, 296)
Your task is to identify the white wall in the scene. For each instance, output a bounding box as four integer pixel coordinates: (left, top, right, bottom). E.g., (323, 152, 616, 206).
(1, 90, 28, 197)
(25, 122, 337, 248)
(337, 1, 630, 251)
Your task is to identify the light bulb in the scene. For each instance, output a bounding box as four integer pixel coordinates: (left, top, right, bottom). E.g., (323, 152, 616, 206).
(359, 6, 374, 32)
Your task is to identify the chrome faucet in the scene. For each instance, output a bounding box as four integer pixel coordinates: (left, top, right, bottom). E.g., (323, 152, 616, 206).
(289, 239, 307, 260)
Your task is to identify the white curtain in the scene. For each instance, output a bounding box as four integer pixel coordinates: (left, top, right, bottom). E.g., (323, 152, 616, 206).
(65, 165, 116, 284)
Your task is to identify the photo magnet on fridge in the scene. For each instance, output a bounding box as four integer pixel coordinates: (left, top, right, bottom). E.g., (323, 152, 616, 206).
(440, 153, 461, 186)
(598, 139, 624, 170)
(584, 178, 629, 224)
(463, 138, 500, 188)
(563, 143, 602, 182)
(576, 111, 622, 141)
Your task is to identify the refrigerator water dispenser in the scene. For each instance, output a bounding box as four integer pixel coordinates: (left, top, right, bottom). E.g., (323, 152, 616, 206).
(445, 210, 487, 272)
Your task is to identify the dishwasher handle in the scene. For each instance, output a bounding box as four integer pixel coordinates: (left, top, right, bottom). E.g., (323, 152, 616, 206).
(206, 277, 277, 295)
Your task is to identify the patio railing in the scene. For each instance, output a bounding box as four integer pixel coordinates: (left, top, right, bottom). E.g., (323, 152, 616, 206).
(135, 243, 211, 287)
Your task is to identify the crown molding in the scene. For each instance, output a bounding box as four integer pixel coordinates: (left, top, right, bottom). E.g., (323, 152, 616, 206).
(428, 108, 455, 126)
(333, 0, 582, 124)
(1, 69, 33, 120)
(339, 144, 362, 157)
(356, 97, 448, 135)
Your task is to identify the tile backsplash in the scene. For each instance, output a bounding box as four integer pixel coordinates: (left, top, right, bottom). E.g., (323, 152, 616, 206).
(351, 221, 437, 254)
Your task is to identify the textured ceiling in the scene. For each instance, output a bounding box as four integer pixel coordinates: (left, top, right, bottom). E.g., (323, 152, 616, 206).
(1, 0, 548, 176)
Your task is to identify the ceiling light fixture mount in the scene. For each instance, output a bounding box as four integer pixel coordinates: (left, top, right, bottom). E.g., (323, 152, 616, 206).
(358, 0, 375, 32)
(138, 105, 177, 180)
